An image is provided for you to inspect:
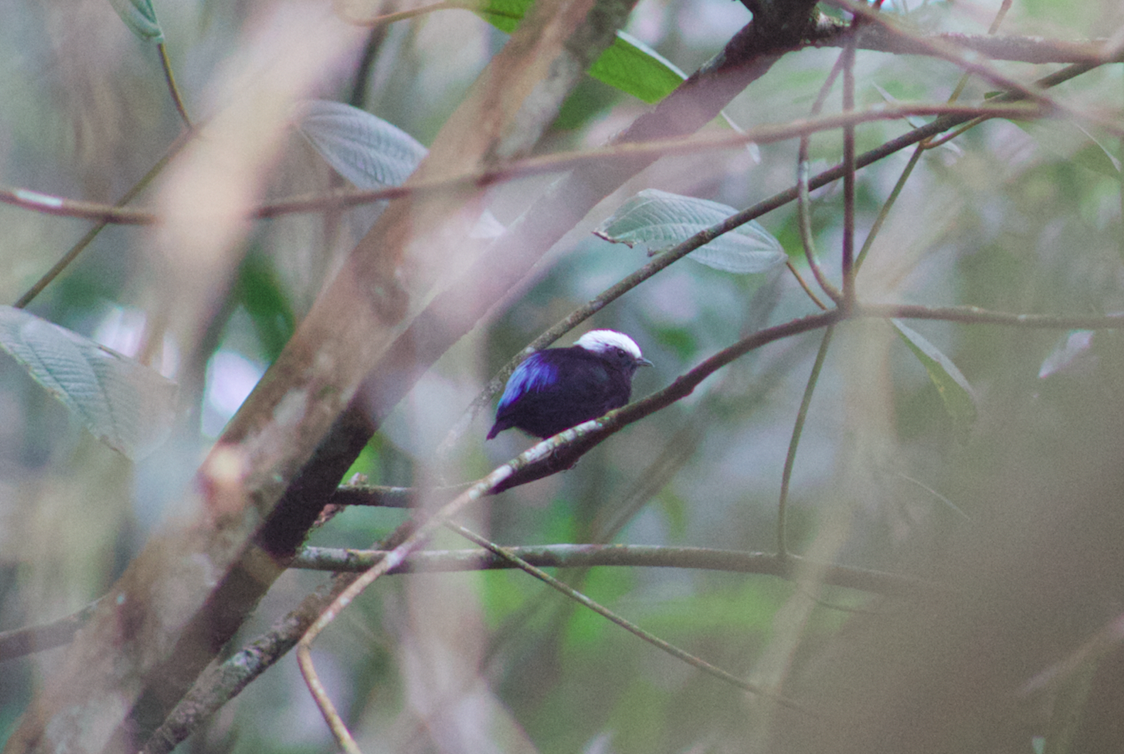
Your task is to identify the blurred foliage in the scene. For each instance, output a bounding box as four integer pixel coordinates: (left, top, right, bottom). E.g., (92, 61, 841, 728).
(1, 0, 1124, 753)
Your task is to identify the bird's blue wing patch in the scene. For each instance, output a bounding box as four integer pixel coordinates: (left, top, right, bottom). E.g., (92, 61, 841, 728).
(497, 352, 557, 412)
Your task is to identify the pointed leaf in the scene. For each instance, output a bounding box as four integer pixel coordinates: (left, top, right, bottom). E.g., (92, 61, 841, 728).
(1015, 121, 1121, 177)
(296, 101, 428, 190)
(475, 0, 531, 33)
(891, 319, 977, 433)
(872, 83, 961, 156)
(107, 0, 164, 42)
(594, 189, 786, 274)
(871, 83, 927, 129)
(475, 0, 683, 103)
(590, 31, 685, 104)
(0, 306, 177, 460)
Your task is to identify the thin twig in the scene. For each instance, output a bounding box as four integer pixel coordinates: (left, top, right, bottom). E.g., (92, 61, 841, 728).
(1118, 54, 1124, 268)
(157, 42, 192, 130)
(786, 260, 829, 310)
(857, 303, 1124, 330)
(777, 326, 835, 559)
(344, 0, 459, 26)
(796, 47, 847, 303)
(840, 23, 857, 309)
(343, 0, 525, 27)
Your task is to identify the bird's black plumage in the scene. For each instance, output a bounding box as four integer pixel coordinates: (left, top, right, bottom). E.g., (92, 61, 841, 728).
(487, 330, 651, 440)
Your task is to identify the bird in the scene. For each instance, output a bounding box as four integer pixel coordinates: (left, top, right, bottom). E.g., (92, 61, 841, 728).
(487, 330, 653, 440)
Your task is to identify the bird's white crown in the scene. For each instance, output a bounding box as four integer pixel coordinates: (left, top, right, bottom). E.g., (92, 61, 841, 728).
(574, 330, 643, 359)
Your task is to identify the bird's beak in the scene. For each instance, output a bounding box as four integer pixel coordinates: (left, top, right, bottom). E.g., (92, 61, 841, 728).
(638, 358, 654, 368)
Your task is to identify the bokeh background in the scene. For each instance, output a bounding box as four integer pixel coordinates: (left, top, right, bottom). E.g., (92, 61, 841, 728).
(2, 0, 1124, 752)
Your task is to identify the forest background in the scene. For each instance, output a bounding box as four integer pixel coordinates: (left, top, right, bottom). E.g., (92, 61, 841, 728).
(1, 0, 1124, 752)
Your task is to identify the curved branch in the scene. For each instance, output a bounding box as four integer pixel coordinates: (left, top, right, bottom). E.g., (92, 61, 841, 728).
(1, 102, 1046, 226)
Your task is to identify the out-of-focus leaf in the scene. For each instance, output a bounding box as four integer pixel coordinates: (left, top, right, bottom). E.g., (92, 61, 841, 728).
(1038, 330, 1096, 379)
(872, 82, 927, 129)
(0, 306, 177, 460)
(594, 189, 786, 274)
(642, 580, 789, 635)
(891, 319, 977, 434)
(656, 488, 689, 539)
(563, 565, 634, 649)
(871, 83, 961, 156)
(1070, 130, 1122, 176)
(296, 101, 427, 190)
(298, 102, 507, 240)
(475, 0, 683, 103)
(107, 0, 165, 42)
(1016, 121, 1121, 177)
(894, 471, 970, 520)
(235, 254, 295, 362)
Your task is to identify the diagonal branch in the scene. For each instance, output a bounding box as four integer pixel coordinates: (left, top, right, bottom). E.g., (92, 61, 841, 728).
(2, 1, 637, 751)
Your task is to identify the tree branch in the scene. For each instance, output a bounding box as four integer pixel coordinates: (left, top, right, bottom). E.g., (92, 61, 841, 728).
(293, 544, 941, 597)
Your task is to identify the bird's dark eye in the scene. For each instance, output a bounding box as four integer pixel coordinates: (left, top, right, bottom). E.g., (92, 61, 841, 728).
(615, 347, 626, 358)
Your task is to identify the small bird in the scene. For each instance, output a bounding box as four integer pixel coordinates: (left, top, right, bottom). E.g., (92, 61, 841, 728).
(488, 330, 653, 440)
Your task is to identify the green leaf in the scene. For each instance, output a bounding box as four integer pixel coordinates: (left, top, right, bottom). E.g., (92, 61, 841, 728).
(295, 101, 428, 190)
(590, 31, 685, 104)
(476, 0, 531, 33)
(1071, 134, 1122, 177)
(107, 0, 164, 43)
(0, 306, 177, 460)
(594, 189, 786, 274)
(235, 254, 295, 362)
(1015, 121, 1121, 178)
(891, 319, 977, 435)
(475, 0, 683, 103)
